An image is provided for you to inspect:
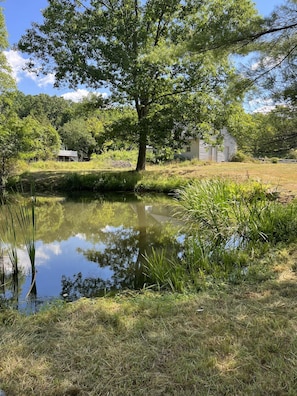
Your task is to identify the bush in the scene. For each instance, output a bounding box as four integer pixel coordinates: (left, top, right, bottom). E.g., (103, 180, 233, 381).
(230, 151, 247, 162)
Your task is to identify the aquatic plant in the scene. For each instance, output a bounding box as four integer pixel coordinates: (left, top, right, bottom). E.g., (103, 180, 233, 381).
(177, 178, 282, 245)
(15, 197, 37, 296)
(143, 248, 187, 292)
(144, 179, 297, 291)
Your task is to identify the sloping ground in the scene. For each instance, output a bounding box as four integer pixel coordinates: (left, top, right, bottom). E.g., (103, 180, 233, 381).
(1, 250, 297, 396)
(158, 162, 297, 197)
(11, 162, 297, 197)
(2, 161, 296, 395)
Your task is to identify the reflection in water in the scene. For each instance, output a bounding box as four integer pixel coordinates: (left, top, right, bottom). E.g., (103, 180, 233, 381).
(0, 193, 184, 310)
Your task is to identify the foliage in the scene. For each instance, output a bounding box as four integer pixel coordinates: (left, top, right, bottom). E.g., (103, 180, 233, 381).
(0, 7, 20, 194)
(0, 6, 16, 94)
(18, 0, 260, 171)
(230, 150, 248, 162)
(0, 96, 26, 194)
(13, 91, 73, 128)
(242, 0, 297, 105)
(59, 118, 97, 160)
(21, 115, 61, 160)
(144, 179, 297, 291)
(251, 106, 297, 157)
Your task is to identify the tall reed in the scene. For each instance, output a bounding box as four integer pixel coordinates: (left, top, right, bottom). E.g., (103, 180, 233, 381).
(15, 197, 37, 296)
(177, 178, 279, 246)
(144, 179, 297, 291)
(4, 206, 19, 277)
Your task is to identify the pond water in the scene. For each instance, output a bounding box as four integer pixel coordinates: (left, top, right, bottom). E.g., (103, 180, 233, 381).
(0, 193, 184, 312)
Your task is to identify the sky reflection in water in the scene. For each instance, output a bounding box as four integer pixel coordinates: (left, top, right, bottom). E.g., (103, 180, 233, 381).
(0, 193, 183, 310)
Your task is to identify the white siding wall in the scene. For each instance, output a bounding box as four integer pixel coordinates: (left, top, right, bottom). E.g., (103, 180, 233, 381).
(181, 128, 237, 162)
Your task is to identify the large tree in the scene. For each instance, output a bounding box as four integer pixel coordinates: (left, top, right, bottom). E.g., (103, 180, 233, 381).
(18, 0, 260, 170)
(238, 0, 297, 103)
(0, 3, 15, 94)
(0, 4, 22, 193)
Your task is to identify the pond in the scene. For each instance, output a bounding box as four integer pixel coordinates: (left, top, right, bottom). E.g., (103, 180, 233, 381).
(0, 193, 185, 312)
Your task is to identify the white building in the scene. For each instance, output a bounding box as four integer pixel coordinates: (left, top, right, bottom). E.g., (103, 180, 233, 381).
(57, 150, 79, 162)
(180, 128, 237, 162)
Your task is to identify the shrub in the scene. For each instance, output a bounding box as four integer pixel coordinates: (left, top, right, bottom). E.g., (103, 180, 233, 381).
(230, 151, 247, 162)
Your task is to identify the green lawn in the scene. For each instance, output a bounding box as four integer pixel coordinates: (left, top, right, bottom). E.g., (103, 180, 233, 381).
(1, 160, 297, 395)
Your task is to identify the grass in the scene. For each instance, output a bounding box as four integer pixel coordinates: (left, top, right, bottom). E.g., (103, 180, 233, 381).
(9, 160, 297, 198)
(1, 160, 297, 395)
(0, 252, 297, 395)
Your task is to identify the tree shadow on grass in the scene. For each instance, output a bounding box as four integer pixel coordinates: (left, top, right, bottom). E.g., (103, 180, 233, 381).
(1, 280, 297, 395)
(10, 170, 143, 194)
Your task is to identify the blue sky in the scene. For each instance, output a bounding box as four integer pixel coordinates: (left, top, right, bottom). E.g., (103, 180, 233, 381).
(2, 0, 285, 101)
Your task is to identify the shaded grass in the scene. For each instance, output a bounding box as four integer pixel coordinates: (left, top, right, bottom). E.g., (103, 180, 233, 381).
(1, 253, 297, 395)
(9, 161, 297, 197)
(9, 169, 188, 194)
(2, 161, 297, 395)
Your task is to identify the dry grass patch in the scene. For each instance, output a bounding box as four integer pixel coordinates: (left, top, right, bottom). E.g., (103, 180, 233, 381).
(1, 253, 297, 396)
(13, 161, 297, 196)
(148, 162, 297, 196)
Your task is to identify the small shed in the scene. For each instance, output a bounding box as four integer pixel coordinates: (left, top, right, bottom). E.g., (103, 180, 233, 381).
(57, 150, 79, 162)
(180, 128, 237, 162)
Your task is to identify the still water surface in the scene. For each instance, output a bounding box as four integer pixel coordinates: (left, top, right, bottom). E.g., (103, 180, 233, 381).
(0, 193, 184, 311)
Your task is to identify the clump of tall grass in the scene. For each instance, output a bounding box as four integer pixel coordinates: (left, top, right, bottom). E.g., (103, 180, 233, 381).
(0, 197, 37, 297)
(16, 197, 37, 296)
(143, 248, 187, 292)
(144, 179, 297, 291)
(61, 171, 141, 192)
(177, 178, 284, 246)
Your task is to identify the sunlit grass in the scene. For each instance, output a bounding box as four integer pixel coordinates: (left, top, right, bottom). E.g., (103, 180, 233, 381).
(1, 255, 297, 395)
(11, 160, 297, 197)
(1, 159, 297, 394)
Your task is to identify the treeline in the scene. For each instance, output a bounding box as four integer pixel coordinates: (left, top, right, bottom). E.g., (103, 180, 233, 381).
(12, 91, 138, 161)
(10, 91, 297, 163)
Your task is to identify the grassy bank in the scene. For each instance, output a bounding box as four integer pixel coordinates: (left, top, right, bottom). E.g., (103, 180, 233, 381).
(1, 253, 297, 395)
(1, 161, 297, 395)
(9, 160, 297, 197)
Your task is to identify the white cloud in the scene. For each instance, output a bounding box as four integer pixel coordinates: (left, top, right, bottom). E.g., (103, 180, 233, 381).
(253, 105, 276, 114)
(251, 56, 279, 72)
(4, 50, 25, 82)
(61, 89, 108, 102)
(4, 49, 55, 87)
(4, 50, 109, 98)
(35, 243, 62, 267)
(246, 98, 276, 114)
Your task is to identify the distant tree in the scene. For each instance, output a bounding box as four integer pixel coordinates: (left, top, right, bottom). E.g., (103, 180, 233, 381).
(220, 103, 260, 155)
(18, 0, 260, 170)
(0, 5, 15, 94)
(59, 118, 96, 160)
(21, 116, 61, 160)
(0, 100, 25, 193)
(14, 92, 74, 129)
(0, 6, 22, 193)
(71, 93, 109, 119)
(250, 107, 297, 157)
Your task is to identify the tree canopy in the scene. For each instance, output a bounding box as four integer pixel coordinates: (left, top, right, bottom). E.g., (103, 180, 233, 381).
(241, 0, 297, 104)
(18, 0, 261, 170)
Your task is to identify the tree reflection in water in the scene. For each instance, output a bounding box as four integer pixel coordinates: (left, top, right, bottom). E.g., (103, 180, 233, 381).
(61, 200, 183, 301)
(0, 193, 183, 308)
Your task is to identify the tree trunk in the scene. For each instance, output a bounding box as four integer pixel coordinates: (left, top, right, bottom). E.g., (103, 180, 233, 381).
(135, 100, 149, 172)
(136, 128, 147, 171)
